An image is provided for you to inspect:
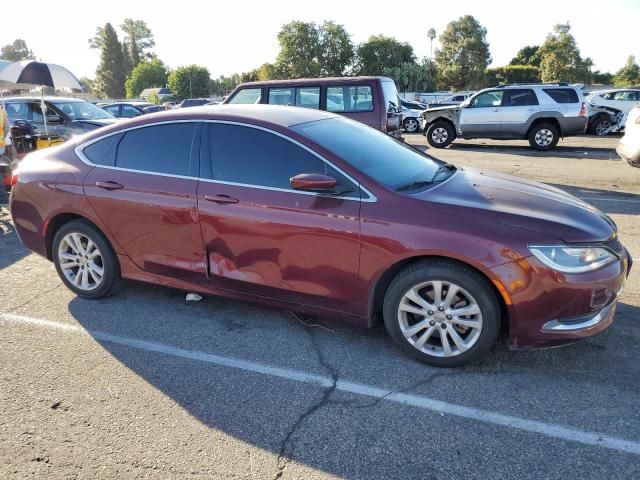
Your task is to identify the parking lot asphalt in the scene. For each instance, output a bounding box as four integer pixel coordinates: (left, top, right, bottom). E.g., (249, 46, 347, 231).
(1, 134, 639, 479)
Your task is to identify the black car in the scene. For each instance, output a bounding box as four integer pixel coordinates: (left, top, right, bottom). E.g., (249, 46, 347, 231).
(101, 101, 165, 118)
(3, 97, 117, 138)
(174, 98, 211, 109)
(400, 98, 427, 110)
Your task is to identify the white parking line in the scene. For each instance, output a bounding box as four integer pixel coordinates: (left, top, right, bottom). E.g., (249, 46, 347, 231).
(2, 312, 640, 456)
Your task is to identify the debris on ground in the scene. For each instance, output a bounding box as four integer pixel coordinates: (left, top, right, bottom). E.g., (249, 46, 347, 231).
(289, 311, 335, 333)
(185, 293, 203, 302)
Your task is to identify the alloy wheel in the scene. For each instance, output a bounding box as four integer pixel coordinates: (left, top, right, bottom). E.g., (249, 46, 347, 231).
(397, 280, 483, 358)
(57, 232, 105, 291)
(534, 129, 554, 147)
(404, 119, 419, 133)
(595, 120, 612, 136)
(431, 127, 449, 144)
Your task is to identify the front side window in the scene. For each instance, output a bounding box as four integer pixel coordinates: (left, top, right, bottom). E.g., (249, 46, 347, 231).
(207, 124, 353, 192)
(469, 91, 504, 107)
(327, 85, 374, 112)
(115, 123, 197, 176)
(228, 88, 262, 104)
(503, 89, 538, 106)
(121, 105, 142, 118)
(380, 80, 400, 112)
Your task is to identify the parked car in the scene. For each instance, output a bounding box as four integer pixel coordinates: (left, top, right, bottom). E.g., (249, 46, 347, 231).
(585, 89, 640, 136)
(101, 101, 164, 118)
(617, 105, 640, 167)
(223, 76, 403, 138)
(426, 92, 473, 109)
(174, 98, 212, 109)
(10, 105, 631, 367)
(3, 97, 117, 138)
(420, 83, 588, 150)
(400, 98, 427, 110)
(401, 106, 423, 133)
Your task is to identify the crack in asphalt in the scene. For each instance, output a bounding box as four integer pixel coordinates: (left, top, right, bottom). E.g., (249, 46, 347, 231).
(274, 315, 338, 480)
(1, 283, 63, 315)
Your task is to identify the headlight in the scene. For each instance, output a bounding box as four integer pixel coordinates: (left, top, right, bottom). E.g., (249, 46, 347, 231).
(529, 245, 617, 273)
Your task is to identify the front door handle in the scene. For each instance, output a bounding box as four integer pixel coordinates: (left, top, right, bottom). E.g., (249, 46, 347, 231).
(204, 194, 239, 204)
(95, 181, 124, 190)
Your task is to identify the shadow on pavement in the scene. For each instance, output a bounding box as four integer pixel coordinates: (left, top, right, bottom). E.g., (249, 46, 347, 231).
(443, 142, 619, 160)
(65, 279, 640, 479)
(0, 212, 29, 270)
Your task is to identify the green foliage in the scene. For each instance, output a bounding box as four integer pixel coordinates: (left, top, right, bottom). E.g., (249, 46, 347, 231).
(538, 23, 592, 83)
(592, 70, 614, 85)
(384, 60, 437, 93)
(147, 92, 161, 104)
(0, 39, 35, 61)
(79, 77, 95, 94)
(435, 15, 491, 90)
(509, 45, 540, 67)
(121, 19, 155, 69)
(91, 23, 126, 98)
(125, 58, 168, 98)
(485, 65, 541, 86)
(275, 21, 354, 78)
(613, 56, 640, 87)
(355, 35, 415, 76)
(168, 65, 211, 100)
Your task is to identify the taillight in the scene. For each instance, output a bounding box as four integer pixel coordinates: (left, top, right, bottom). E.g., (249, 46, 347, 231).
(10, 173, 18, 187)
(579, 102, 587, 117)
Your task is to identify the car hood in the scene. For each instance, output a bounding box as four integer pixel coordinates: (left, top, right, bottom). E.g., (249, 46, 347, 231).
(416, 168, 615, 242)
(425, 105, 459, 113)
(69, 118, 118, 128)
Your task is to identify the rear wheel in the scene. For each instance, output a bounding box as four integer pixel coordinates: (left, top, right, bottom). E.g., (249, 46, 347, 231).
(426, 121, 455, 148)
(52, 220, 120, 299)
(528, 122, 559, 150)
(383, 260, 501, 367)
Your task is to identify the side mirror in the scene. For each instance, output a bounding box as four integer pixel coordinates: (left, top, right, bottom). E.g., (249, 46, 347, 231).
(47, 114, 63, 124)
(290, 173, 337, 192)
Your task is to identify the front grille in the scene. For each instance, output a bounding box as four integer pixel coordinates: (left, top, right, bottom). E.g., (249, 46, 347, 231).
(602, 236, 625, 256)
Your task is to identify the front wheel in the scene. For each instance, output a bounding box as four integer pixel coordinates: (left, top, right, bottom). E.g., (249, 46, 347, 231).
(52, 220, 120, 299)
(426, 121, 455, 148)
(403, 118, 419, 133)
(589, 116, 612, 136)
(528, 122, 559, 150)
(383, 260, 501, 367)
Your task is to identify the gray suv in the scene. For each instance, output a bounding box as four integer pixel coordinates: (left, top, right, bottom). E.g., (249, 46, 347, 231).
(420, 84, 588, 150)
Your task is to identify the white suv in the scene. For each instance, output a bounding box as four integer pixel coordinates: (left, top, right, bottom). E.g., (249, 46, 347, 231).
(585, 89, 640, 135)
(420, 83, 588, 150)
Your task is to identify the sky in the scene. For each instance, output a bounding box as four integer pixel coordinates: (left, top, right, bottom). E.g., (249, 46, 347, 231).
(1, 0, 639, 80)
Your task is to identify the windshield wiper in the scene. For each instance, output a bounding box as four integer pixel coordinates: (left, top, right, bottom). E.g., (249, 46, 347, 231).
(394, 180, 435, 192)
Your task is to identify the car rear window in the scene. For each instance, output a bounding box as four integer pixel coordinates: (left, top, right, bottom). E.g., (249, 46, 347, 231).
(543, 88, 579, 104)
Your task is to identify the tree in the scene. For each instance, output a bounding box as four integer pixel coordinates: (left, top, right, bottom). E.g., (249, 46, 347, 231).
(275, 21, 322, 78)
(318, 21, 354, 76)
(385, 60, 437, 93)
(125, 58, 168, 98)
(355, 35, 415, 76)
(485, 65, 540, 86)
(79, 77, 96, 95)
(510, 45, 540, 67)
(90, 23, 126, 98)
(147, 92, 161, 104)
(121, 19, 155, 69)
(168, 65, 210, 100)
(592, 70, 614, 85)
(538, 23, 593, 83)
(0, 39, 35, 61)
(435, 15, 491, 90)
(613, 56, 640, 87)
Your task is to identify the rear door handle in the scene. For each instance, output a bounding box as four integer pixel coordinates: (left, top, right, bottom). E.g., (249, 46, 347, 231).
(204, 194, 239, 204)
(95, 181, 124, 190)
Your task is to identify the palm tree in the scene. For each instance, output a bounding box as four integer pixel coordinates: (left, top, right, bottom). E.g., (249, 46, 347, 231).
(427, 28, 436, 60)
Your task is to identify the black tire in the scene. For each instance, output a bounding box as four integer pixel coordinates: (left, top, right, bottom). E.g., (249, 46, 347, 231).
(588, 115, 612, 136)
(403, 117, 419, 133)
(528, 122, 559, 150)
(426, 121, 455, 148)
(52, 219, 120, 299)
(382, 259, 501, 367)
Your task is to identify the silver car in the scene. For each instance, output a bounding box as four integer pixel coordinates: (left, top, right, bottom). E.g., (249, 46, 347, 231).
(617, 105, 640, 167)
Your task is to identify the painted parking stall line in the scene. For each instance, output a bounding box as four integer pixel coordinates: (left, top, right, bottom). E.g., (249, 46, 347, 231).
(2, 312, 640, 456)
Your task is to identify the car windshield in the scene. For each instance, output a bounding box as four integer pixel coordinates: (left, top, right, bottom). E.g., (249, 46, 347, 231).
(292, 117, 451, 191)
(52, 101, 114, 120)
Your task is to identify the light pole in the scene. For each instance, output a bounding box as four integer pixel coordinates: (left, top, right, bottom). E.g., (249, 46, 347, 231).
(427, 28, 436, 60)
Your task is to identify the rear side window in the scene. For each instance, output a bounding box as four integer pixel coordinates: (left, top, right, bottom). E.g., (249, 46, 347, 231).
(83, 134, 121, 166)
(268, 88, 294, 106)
(267, 87, 321, 109)
(207, 124, 353, 191)
(503, 89, 538, 106)
(115, 123, 197, 176)
(543, 88, 579, 104)
(327, 85, 373, 112)
(228, 88, 262, 104)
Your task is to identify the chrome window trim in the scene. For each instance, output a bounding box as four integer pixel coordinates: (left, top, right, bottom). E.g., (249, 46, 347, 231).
(75, 119, 377, 203)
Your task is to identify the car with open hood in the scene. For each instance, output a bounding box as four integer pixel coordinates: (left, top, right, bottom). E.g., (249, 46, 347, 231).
(9, 104, 631, 367)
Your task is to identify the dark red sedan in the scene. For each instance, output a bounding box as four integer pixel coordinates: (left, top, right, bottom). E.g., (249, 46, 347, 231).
(9, 105, 632, 367)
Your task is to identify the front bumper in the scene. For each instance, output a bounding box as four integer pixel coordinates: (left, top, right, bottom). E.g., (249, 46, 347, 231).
(491, 248, 632, 350)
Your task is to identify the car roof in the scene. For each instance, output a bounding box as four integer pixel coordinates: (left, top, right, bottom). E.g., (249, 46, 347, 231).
(79, 104, 341, 141)
(106, 101, 154, 106)
(3, 96, 85, 103)
(234, 76, 393, 88)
